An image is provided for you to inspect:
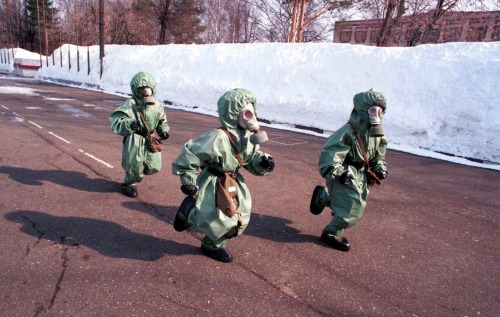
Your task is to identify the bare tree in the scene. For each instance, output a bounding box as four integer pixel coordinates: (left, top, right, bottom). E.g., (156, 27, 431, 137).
(252, 0, 354, 43)
(153, 0, 204, 44)
(202, 0, 227, 42)
(420, 0, 459, 43)
(202, 0, 261, 43)
(287, 0, 353, 42)
(352, 0, 497, 46)
(0, 0, 23, 48)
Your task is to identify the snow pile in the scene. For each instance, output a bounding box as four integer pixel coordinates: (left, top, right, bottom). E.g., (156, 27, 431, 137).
(2, 43, 499, 167)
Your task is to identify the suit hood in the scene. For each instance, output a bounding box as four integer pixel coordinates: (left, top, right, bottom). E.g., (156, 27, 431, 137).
(130, 72, 158, 100)
(350, 89, 387, 132)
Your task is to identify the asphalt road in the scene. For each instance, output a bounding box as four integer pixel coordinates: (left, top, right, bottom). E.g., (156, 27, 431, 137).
(0, 75, 499, 317)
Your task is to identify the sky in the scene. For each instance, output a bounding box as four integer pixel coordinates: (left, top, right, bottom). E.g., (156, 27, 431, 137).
(1, 42, 499, 171)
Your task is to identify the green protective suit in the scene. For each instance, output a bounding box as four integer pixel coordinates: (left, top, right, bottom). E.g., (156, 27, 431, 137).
(318, 89, 388, 238)
(109, 72, 170, 185)
(172, 88, 272, 250)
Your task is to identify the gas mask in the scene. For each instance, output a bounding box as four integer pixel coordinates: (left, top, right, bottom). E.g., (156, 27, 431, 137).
(137, 87, 155, 106)
(367, 105, 385, 136)
(238, 104, 268, 144)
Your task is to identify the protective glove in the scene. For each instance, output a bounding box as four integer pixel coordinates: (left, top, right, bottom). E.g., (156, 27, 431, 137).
(259, 156, 275, 172)
(376, 171, 388, 180)
(181, 184, 198, 196)
(159, 132, 169, 140)
(129, 120, 141, 132)
(339, 171, 354, 185)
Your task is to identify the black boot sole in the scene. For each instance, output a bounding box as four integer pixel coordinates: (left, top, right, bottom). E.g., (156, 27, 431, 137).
(201, 245, 233, 263)
(320, 233, 350, 252)
(310, 185, 326, 215)
(120, 184, 138, 198)
(174, 196, 196, 232)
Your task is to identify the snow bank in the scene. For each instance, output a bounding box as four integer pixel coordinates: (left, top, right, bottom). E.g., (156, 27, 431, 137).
(12, 42, 500, 164)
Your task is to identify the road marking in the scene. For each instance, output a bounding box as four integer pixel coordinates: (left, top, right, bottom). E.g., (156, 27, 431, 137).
(269, 136, 308, 146)
(48, 132, 71, 144)
(79, 149, 114, 168)
(7, 108, 113, 169)
(29, 121, 43, 129)
(1, 105, 10, 110)
(12, 112, 23, 117)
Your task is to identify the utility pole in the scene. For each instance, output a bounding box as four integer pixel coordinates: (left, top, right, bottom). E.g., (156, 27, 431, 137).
(36, 0, 43, 67)
(99, 0, 105, 77)
(43, 0, 49, 67)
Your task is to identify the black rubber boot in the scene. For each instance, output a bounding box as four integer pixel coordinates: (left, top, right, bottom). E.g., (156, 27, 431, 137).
(310, 185, 327, 215)
(320, 232, 350, 252)
(121, 183, 138, 198)
(201, 245, 233, 263)
(174, 196, 196, 232)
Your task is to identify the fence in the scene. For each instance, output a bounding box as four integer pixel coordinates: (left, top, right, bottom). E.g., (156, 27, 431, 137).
(0, 45, 102, 78)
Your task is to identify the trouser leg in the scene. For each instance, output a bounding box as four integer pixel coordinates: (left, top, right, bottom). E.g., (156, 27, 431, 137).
(323, 177, 367, 237)
(201, 235, 229, 250)
(143, 151, 162, 175)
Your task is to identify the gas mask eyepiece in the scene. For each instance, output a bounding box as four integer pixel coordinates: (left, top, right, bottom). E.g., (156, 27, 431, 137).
(367, 105, 385, 137)
(137, 87, 155, 105)
(238, 104, 268, 144)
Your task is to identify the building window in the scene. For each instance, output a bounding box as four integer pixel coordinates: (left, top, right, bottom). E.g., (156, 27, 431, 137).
(467, 25, 487, 41)
(491, 25, 499, 41)
(406, 28, 421, 43)
(427, 29, 440, 43)
(354, 29, 367, 43)
(340, 29, 352, 43)
(443, 26, 463, 42)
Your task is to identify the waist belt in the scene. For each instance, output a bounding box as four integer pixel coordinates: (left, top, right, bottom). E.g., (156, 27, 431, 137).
(207, 167, 238, 178)
(350, 161, 366, 170)
(133, 131, 148, 137)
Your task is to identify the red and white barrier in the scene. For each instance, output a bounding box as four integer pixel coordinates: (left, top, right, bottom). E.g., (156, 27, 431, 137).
(14, 58, 42, 77)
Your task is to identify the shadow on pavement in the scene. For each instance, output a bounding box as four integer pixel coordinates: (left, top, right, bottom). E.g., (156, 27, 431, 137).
(0, 165, 117, 193)
(245, 212, 318, 243)
(122, 203, 317, 244)
(121, 201, 176, 225)
(5, 210, 198, 261)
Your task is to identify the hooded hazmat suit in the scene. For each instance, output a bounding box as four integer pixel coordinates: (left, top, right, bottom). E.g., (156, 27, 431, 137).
(109, 72, 170, 188)
(317, 89, 388, 239)
(172, 88, 273, 251)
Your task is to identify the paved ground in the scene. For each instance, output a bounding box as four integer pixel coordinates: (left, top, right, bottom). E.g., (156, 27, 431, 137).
(0, 75, 499, 317)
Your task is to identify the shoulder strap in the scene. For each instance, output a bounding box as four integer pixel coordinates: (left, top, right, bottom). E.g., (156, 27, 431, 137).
(133, 97, 151, 136)
(348, 121, 369, 168)
(219, 128, 243, 167)
(348, 121, 381, 186)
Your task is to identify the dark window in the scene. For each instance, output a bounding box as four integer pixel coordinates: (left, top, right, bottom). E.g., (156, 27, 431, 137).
(406, 28, 421, 46)
(340, 30, 352, 43)
(427, 29, 440, 43)
(467, 25, 487, 41)
(492, 25, 499, 41)
(354, 30, 367, 43)
(443, 26, 463, 42)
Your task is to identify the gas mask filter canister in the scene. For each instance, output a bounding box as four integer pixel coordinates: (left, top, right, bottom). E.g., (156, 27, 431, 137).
(367, 105, 385, 137)
(138, 87, 155, 105)
(238, 104, 268, 144)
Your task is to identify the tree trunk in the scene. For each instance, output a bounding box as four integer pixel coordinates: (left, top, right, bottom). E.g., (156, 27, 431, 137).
(157, 0, 173, 44)
(377, 0, 405, 47)
(296, 0, 307, 42)
(420, 0, 458, 44)
(288, 0, 299, 42)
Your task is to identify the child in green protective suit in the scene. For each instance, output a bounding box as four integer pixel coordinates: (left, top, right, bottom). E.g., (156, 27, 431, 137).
(172, 88, 275, 263)
(109, 72, 170, 198)
(309, 89, 388, 252)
